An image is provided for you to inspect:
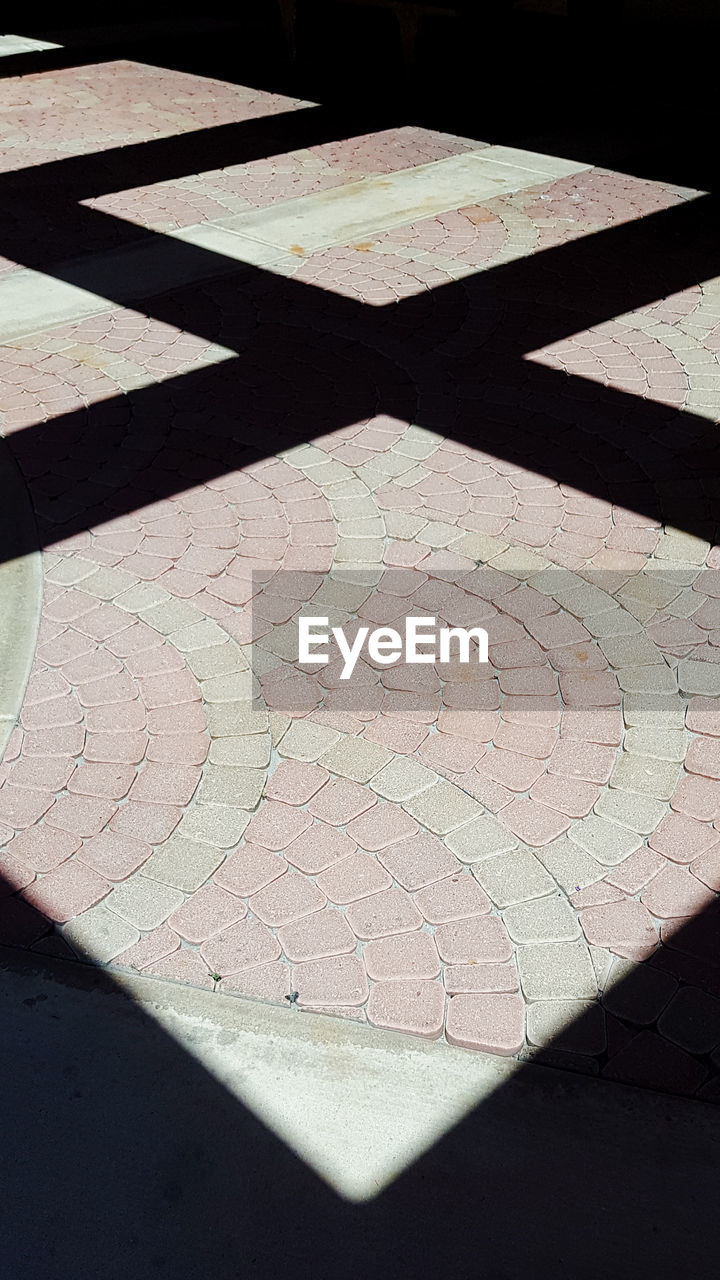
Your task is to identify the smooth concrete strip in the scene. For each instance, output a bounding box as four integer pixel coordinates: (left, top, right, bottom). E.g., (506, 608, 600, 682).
(0, 34, 61, 56)
(213, 145, 591, 254)
(0, 144, 589, 345)
(0, 440, 42, 756)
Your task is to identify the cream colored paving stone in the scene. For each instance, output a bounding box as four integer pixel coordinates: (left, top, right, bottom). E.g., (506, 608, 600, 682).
(106, 876, 185, 931)
(195, 765, 265, 809)
(248, 646, 284, 676)
(176, 806, 250, 849)
(609, 755, 681, 801)
(624, 728, 687, 761)
(504, 896, 581, 944)
(46, 557, 100, 587)
(402, 779, 484, 834)
(328, 495, 379, 519)
(140, 599, 203, 634)
(259, 620, 306, 661)
(568, 816, 643, 866)
(114, 582, 171, 613)
(62, 904, 140, 963)
(209, 735, 271, 768)
(552, 581, 618, 618)
(142, 836, 225, 892)
(517, 940, 598, 1001)
(80, 566, 139, 600)
(169, 619, 229, 651)
(623, 693, 687, 731)
(599, 633, 664, 668)
(186, 645, 247, 681)
(471, 848, 556, 908)
(584, 610, 644, 640)
(269, 712, 291, 747)
(334, 537, 385, 563)
(455, 532, 508, 561)
(526, 1000, 606, 1053)
(391, 437, 438, 461)
(444, 814, 519, 863)
(677, 659, 720, 697)
(383, 512, 429, 540)
(615, 666, 678, 695)
(416, 522, 464, 549)
(594, 789, 667, 835)
(205, 701, 268, 737)
(200, 671, 260, 704)
(310, 578, 371, 614)
(337, 518, 386, 539)
(392, 465, 431, 490)
(369, 757, 437, 802)
(590, 946, 615, 991)
(618, 575, 682, 613)
(489, 547, 549, 578)
(319, 737, 392, 784)
(534, 837, 605, 893)
(655, 531, 711, 564)
(277, 720, 342, 762)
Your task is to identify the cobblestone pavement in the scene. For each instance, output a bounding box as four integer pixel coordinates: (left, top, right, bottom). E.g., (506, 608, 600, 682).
(0, 57, 719, 1100)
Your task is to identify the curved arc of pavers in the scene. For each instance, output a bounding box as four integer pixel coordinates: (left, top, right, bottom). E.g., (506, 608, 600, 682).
(611, 310, 720, 423)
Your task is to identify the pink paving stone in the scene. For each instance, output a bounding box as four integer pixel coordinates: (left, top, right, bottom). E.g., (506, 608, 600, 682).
(363, 930, 440, 981)
(220, 961, 292, 1002)
(478, 748, 546, 793)
(501, 696, 561, 728)
(73, 604, 134, 642)
(547, 739, 616, 784)
(214, 845, 288, 898)
(670, 774, 720, 822)
(168, 884, 247, 943)
(85, 701, 146, 733)
(686, 696, 720, 736)
(145, 950, 214, 989)
(570, 882, 626, 909)
(446, 992, 525, 1055)
(0, 854, 34, 896)
(84, 731, 148, 764)
(137, 670, 201, 709)
(641, 864, 716, 920)
(109, 802, 182, 844)
(284, 822, 356, 875)
(435, 915, 513, 964)
(444, 963, 519, 994)
(43, 590, 97, 623)
(200, 917, 281, 976)
(22, 860, 110, 923)
(145, 732, 208, 764)
(264, 760, 329, 805)
(691, 846, 720, 891)
(124, 647, 186, 679)
(605, 847, 666, 894)
(306, 778, 377, 825)
(128, 763, 200, 806)
(292, 954, 369, 1007)
(685, 736, 720, 780)
(501, 797, 572, 846)
(526, 612, 591, 649)
(278, 909, 357, 962)
(417, 733, 486, 774)
(649, 812, 720, 863)
(363, 715, 430, 754)
(316, 852, 393, 904)
(146, 703, 206, 734)
(559, 671, 620, 706)
(580, 899, 659, 960)
(367, 979, 445, 1040)
(497, 667, 558, 697)
(249, 871, 327, 927)
(38, 630, 95, 667)
(560, 706, 624, 744)
(6, 756, 74, 792)
(44, 793, 116, 838)
(4, 826, 80, 873)
(21, 693, 83, 730)
(415, 873, 492, 924)
(377, 831, 462, 891)
(115, 923, 180, 971)
(243, 800, 312, 851)
(22, 724, 85, 757)
(492, 721, 557, 759)
(76, 672, 138, 707)
(23, 669, 71, 704)
(67, 762, 136, 800)
(0, 785, 55, 830)
(346, 803, 419, 852)
(529, 774, 600, 818)
(345, 886, 423, 939)
(76, 829, 152, 880)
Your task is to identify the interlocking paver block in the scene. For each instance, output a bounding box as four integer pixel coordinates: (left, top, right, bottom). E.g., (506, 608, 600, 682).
(367, 979, 445, 1039)
(307, 778, 377, 825)
(62, 904, 140, 963)
(526, 1000, 606, 1054)
(214, 845, 288, 898)
(402, 779, 484, 834)
(345, 886, 423, 939)
(517, 940, 598, 1001)
(142, 836, 224, 892)
(414, 874, 491, 923)
(444, 963, 519, 994)
(250, 871, 326, 927)
(23, 860, 110, 923)
(200, 917, 281, 976)
(377, 831, 461, 890)
(278, 909, 357, 963)
(168, 883, 247, 943)
(104, 876, 185, 930)
(292, 954, 368, 1006)
(472, 848, 556, 907)
(446, 993, 525, 1055)
(504, 896, 581, 944)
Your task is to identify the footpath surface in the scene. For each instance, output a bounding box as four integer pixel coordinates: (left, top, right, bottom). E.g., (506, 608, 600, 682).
(0, 52, 719, 1100)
